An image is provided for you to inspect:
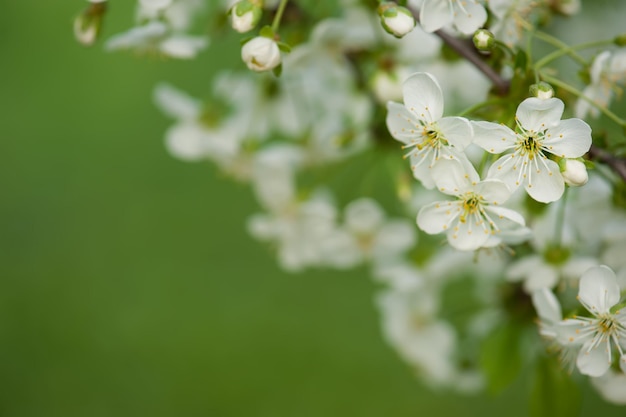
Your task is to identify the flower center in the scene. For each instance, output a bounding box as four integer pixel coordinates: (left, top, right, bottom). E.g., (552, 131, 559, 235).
(460, 193, 481, 223)
(416, 126, 448, 150)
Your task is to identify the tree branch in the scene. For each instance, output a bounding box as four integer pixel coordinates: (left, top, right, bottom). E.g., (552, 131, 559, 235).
(432, 29, 510, 96)
(588, 145, 626, 183)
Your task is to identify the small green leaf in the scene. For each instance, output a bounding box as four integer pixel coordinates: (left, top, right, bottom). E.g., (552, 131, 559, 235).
(529, 356, 581, 417)
(277, 42, 291, 53)
(239, 36, 254, 45)
(272, 63, 283, 77)
(515, 50, 528, 71)
(259, 25, 275, 39)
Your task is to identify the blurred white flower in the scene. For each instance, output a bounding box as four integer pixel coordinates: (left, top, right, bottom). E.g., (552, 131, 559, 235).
(241, 36, 282, 72)
(419, 0, 487, 35)
(575, 49, 626, 119)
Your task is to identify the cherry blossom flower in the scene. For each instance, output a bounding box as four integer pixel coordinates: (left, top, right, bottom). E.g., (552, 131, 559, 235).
(417, 160, 526, 251)
(555, 265, 626, 377)
(473, 97, 592, 203)
(386, 72, 473, 189)
(419, 0, 487, 35)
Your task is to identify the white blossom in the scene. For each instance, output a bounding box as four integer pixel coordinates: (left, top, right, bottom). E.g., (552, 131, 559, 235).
(386, 72, 473, 189)
(554, 265, 626, 377)
(419, 0, 487, 35)
(241, 36, 282, 72)
(417, 159, 526, 251)
(575, 49, 626, 119)
(473, 97, 592, 203)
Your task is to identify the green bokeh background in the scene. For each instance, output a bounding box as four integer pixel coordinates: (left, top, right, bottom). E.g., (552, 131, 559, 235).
(1, 1, 625, 416)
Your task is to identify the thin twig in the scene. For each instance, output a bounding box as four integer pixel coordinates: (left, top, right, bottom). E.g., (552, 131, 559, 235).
(588, 145, 626, 183)
(433, 29, 510, 96)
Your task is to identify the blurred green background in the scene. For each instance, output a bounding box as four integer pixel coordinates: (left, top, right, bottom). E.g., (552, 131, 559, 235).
(1, 1, 625, 416)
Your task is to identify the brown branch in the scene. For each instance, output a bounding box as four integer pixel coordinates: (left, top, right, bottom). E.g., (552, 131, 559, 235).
(588, 145, 626, 183)
(432, 30, 510, 96)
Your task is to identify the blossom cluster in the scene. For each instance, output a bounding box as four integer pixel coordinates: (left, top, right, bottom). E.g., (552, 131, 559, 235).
(76, 0, 626, 410)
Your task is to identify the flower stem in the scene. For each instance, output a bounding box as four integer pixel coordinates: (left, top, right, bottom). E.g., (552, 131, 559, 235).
(519, 19, 587, 66)
(457, 99, 503, 117)
(271, 0, 289, 33)
(539, 71, 626, 128)
(554, 187, 568, 248)
(535, 39, 613, 70)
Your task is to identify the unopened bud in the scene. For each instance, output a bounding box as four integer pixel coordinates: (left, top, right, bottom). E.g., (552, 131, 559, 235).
(241, 35, 281, 72)
(74, 0, 108, 46)
(378, 3, 415, 38)
(230, 0, 263, 34)
(561, 159, 588, 186)
(473, 29, 495, 52)
(529, 82, 554, 99)
(550, 0, 581, 16)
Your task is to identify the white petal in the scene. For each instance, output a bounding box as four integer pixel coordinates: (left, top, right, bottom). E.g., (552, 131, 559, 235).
(516, 97, 564, 132)
(165, 123, 210, 161)
(153, 83, 201, 120)
(386, 101, 422, 145)
(452, 0, 487, 35)
(437, 116, 473, 149)
(474, 179, 512, 205)
(531, 288, 562, 323)
(486, 153, 523, 191)
(372, 220, 417, 261)
(578, 265, 620, 314)
(542, 118, 592, 158)
(417, 200, 461, 235)
(484, 205, 525, 227)
(402, 72, 444, 123)
(419, 0, 453, 33)
(345, 198, 385, 234)
(577, 339, 612, 377)
(525, 158, 564, 203)
(472, 121, 517, 154)
(431, 159, 476, 196)
(160, 35, 208, 59)
(320, 230, 363, 269)
(554, 318, 590, 346)
(446, 212, 490, 250)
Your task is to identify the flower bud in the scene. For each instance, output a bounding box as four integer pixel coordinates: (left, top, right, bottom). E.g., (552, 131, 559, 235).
(561, 159, 588, 186)
(74, 0, 108, 46)
(550, 0, 580, 16)
(241, 36, 281, 72)
(473, 29, 495, 52)
(378, 3, 415, 38)
(529, 82, 554, 99)
(230, 0, 263, 33)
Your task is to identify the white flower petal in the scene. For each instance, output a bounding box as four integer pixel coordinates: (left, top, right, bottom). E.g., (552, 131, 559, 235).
(578, 265, 620, 314)
(345, 198, 385, 234)
(419, 0, 453, 33)
(446, 212, 490, 250)
(472, 121, 516, 153)
(577, 339, 612, 377)
(452, 0, 487, 35)
(532, 288, 562, 323)
(431, 159, 476, 196)
(486, 153, 523, 191)
(417, 200, 460, 234)
(153, 83, 201, 120)
(402, 72, 444, 123)
(542, 118, 592, 158)
(474, 179, 512, 205)
(554, 319, 589, 346)
(516, 97, 564, 132)
(386, 101, 421, 145)
(437, 116, 473, 149)
(525, 158, 564, 203)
